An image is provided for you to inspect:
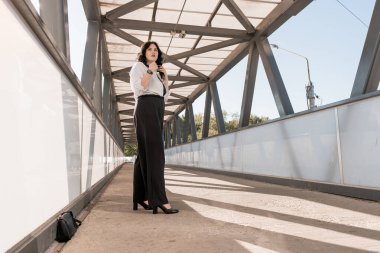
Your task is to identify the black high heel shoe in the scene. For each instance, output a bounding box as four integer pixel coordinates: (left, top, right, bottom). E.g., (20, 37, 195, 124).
(153, 205, 179, 214)
(133, 201, 152, 210)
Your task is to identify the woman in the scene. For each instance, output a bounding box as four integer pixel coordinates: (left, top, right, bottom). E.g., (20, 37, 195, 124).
(129, 41, 178, 214)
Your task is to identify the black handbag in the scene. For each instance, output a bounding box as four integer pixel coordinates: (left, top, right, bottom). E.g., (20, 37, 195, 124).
(56, 211, 82, 242)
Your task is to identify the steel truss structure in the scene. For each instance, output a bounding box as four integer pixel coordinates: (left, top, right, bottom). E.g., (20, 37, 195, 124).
(11, 0, 380, 147)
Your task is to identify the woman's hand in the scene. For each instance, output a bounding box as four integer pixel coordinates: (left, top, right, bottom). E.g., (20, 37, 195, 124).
(158, 65, 169, 88)
(158, 65, 167, 77)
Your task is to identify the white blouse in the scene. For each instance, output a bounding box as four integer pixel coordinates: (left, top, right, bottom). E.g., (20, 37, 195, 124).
(129, 62, 170, 102)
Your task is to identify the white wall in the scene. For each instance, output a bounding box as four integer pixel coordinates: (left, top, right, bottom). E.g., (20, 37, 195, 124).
(0, 1, 125, 252)
(166, 95, 380, 190)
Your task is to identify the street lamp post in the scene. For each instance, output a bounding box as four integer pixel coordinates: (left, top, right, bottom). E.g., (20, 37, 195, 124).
(270, 44, 317, 109)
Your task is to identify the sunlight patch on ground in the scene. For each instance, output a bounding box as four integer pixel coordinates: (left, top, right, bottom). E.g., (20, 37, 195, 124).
(235, 240, 281, 253)
(165, 181, 380, 231)
(166, 180, 245, 190)
(165, 174, 253, 188)
(184, 201, 380, 252)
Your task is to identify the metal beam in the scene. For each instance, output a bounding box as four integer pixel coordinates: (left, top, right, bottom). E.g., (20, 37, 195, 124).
(166, 101, 186, 107)
(81, 21, 100, 98)
(165, 55, 209, 79)
(117, 92, 134, 98)
(103, 26, 208, 79)
(118, 97, 135, 102)
(183, 0, 312, 119)
(107, 19, 251, 39)
(81, 0, 101, 21)
(163, 1, 223, 124)
(113, 75, 130, 83)
(118, 101, 136, 106)
(105, 0, 157, 20)
(168, 126, 172, 148)
(148, 1, 158, 41)
(175, 115, 182, 145)
(102, 75, 111, 123)
(165, 110, 175, 115)
(209, 41, 251, 82)
(167, 98, 186, 103)
(120, 118, 134, 123)
(171, 119, 177, 146)
(111, 73, 204, 83)
(170, 93, 188, 100)
(40, 0, 70, 62)
(164, 127, 168, 148)
(209, 82, 226, 133)
(202, 84, 212, 138)
(93, 31, 103, 114)
(206, 0, 312, 83)
(119, 109, 134, 115)
(220, 0, 255, 33)
(112, 67, 131, 77)
(188, 104, 197, 141)
(183, 108, 190, 143)
(169, 81, 200, 89)
(170, 38, 247, 60)
(168, 76, 204, 82)
(351, 0, 380, 97)
(257, 38, 294, 116)
(239, 42, 259, 127)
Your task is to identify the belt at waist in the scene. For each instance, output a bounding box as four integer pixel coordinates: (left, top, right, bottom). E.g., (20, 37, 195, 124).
(138, 94, 163, 99)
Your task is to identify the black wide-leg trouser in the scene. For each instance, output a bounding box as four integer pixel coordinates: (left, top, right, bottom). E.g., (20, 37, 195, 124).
(133, 95, 168, 206)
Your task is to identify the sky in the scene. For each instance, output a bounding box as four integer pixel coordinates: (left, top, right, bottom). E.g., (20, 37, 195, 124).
(31, 0, 377, 120)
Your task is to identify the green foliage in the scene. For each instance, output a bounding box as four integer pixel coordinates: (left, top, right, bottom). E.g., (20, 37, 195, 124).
(249, 115, 269, 125)
(124, 144, 138, 156)
(182, 111, 269, 140)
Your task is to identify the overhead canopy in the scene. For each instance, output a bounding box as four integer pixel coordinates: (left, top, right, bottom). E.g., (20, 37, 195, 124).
(98, 0, 311, 143)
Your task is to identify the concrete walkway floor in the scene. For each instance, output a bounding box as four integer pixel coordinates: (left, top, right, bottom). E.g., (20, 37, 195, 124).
(56, 164, 380, 253)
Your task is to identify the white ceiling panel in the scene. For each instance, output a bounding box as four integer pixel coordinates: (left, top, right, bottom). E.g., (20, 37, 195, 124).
(178, 12, 209, 26)
(155, 9, 181, 23)
(211, 14, 245, 30)
(182, 0, 220, 13)
(119, 6, 153, 20)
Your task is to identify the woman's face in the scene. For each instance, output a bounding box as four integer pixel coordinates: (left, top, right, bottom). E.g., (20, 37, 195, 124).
(145, 43, 158, 64)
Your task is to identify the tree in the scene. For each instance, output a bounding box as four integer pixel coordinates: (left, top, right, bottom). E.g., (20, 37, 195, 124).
(249, 115, 269, 125)
(169, 111, 269, 144)
(124, 144, 138, 156)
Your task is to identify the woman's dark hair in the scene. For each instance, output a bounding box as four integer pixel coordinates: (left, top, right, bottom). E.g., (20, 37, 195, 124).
(138, 41, 165, 79)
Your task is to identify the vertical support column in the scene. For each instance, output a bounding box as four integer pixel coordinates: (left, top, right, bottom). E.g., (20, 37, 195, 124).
(102, 75, 111, 124)
(112, 106, 117, 137)
(188, 104, 197, 141)
(202, 84, 212, 138)
(183, 108, 190, 143)
(168, 123, 172, 148)
(40, 0, 70, 62)
(209, 81, 225, 134)
(108, 95, 113, 130)
(176, 115, 182, 145)
(109, 92, 115, 130)
(93, 31, 103, 114)
(172, 118, 177, 146)
(165, 125, 169, 149)
(351, 0, 380, 97)
(163, 126, 167, 149)
(81, 21, 100, 98)
(240, 42, 259, 127)
(257, 38, 294, 116)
